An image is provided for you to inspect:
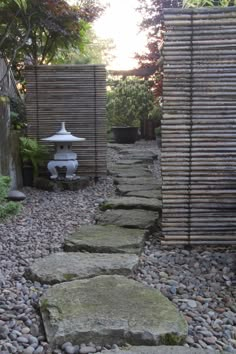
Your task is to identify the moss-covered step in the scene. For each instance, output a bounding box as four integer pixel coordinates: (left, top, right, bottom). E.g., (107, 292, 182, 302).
(40, 275, 187, 348)
(96, 209, 159, 229)
(114, 177, 159, 186)
(116, 184, 161, 196)
(126, 190, 162, 199)
(25, 252, 138, 285)
(101, 197, 162, 212)
(100, 347, 225, 354)
(64, 225, 145, 254)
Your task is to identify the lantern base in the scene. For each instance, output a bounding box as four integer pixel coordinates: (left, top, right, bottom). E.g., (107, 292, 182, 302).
(47, 160, 79, 180)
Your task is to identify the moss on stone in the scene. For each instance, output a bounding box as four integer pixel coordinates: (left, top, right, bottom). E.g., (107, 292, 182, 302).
(63, 273, 77, 281)
(159, 332, 186, 345)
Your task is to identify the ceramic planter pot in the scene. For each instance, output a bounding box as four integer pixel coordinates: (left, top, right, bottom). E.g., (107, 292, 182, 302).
(112, 127, 139, 144)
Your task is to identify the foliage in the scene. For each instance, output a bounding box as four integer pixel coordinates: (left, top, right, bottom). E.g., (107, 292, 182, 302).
(148, 104, 162, 122)
(136, 0, 181, 97)
(183, 0, 236, 5)
(53, 28, 115, 65)
(20, 137, 49, 178)
(0, 0, 104, 85)
(155, 126, 161, 137)
(106, 78, 155, 128)
(0, 176, 20, 220)
(10, 97, 27, 130)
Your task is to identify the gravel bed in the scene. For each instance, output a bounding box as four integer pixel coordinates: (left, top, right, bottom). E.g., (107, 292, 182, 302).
(0, 176, 115, 354)
(135, 239, 236, 353)
(1, 141, 236, 354)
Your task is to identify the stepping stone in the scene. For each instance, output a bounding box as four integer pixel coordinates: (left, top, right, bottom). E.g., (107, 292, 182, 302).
(115, 159, 147, 165)
(108, 168, 151, 178)
(25, 253, 138, 285)
(96, 209, 159, 229)
(117, 184, 161, 195)
(109, 170, 151, 178)
(121, 155, 155, 163)
(64, 225, 144, 254)
(100, 347, 225, 354)
(126, 190, 162, 199)
(101, 197, 162, 212)
(114, 177, 159, 185)
(40, 275, 187, 348)
(121, 149, 158, 159)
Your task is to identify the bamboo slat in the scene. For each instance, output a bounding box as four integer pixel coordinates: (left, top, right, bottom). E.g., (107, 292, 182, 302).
(25, 65, 107, 177)
(162, 7, 236, 245)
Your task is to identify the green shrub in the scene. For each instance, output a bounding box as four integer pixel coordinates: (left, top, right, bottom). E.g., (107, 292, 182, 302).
(0, 176, 20, 219)
(20, 137, 49, 178)
(106, 78, 155, 128)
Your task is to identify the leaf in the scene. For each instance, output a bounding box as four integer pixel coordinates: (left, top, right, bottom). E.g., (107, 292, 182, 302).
(13, 0, 27, 11)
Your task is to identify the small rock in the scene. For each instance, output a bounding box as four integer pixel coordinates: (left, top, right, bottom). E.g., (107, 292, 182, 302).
(0, 325, 9, 339)
(80, 346, 96, 354)
(34, 346, 44, 354)
(23, 346, 35, 354)
(204, 336, 217, 345)
(187, 300, 197, 308)
(64, 345, 75, 354)
(7, 190, 26, 201)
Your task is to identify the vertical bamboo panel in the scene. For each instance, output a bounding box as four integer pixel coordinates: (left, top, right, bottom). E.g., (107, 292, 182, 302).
(25, 65, 107, 177)
(162, 6, 236, 244)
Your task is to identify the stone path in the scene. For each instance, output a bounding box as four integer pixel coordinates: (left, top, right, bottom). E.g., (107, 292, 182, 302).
(24, 144, 228, 354)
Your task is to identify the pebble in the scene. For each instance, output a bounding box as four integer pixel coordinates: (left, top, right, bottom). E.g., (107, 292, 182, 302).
(80, 345, 97, 353)
(23, 347, 35, 354)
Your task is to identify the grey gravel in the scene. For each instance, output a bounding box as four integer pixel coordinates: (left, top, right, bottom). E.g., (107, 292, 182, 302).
(1, 141, 236, 354)
(0, 173, 115, 354)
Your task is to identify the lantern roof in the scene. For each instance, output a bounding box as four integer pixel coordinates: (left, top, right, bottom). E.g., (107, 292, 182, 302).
(41, 122, 85, 142)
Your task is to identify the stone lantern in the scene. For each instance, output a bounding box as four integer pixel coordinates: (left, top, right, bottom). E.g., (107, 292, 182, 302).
(42, 122, 85, 180)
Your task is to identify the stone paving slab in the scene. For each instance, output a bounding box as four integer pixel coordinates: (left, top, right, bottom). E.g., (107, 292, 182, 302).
(101, 197, 162, 212)
(26, 252, 138, 284)
(40, 275, 187, 348)
(114, 177, 159, 185)
(64, 225, 145, 254)
(126, 190, 162, 199)
(116, 184, 161, 195)
(115, 159, 148, 165)
(109, 169, 152, 178)
(120, 149, 157, 159)
(96, 209, 159, 229)
(100, 346, 225, 354)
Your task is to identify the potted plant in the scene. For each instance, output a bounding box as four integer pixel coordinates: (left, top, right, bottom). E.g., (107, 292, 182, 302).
(106, 78, 155, 144)
(19, 137, 49, 186)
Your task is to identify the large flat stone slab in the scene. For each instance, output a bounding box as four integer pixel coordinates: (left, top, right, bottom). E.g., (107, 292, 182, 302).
(40, 275, 187, 348)
(64, 225, 144, 254)
(26, 253, 138, 284)
(96, 209, 159, 229)
(117, 184, 161, 195)
(115, 159, 147, 165)
(108, 168, 151, 178)
(101, 197, 162, 212)
(126, 190, 162, 199)
(114, 177, 159, 186)
(100, 347, 224, 354)
(121, 149, 158, 159)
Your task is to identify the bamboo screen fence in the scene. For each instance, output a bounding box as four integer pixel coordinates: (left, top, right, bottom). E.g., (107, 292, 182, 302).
(162, 6, 236, 244)
(25, 65, 107, 177)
